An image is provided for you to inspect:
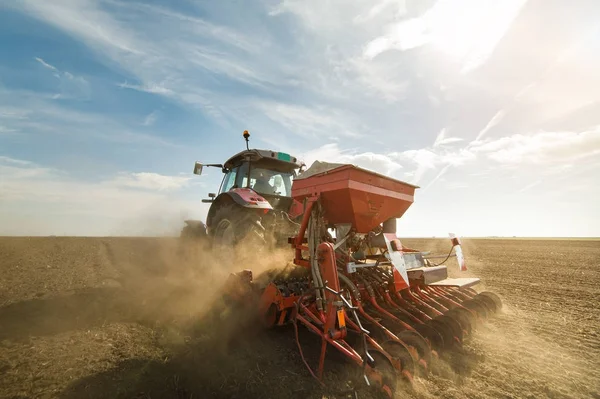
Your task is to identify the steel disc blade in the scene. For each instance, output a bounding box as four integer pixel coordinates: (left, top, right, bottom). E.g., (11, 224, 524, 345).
(395, 330, 433, 370)
(478, 291, 503, 312)
(428, 316, 461, 350)
(439, 314, 464, 343)
(413, 322, 445, 354)
(367, 348, 400, 397)
(462, 298, 489, 319)
(446, 307, 474, 336)
(474, 293, 498, 313)
(381, 340, 416, 381)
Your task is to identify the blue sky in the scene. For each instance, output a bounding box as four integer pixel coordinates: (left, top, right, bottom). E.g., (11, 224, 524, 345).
(1, 0, 599, 237)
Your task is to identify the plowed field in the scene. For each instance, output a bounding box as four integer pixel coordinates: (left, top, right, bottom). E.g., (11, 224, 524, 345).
(1, 237, 599, 399)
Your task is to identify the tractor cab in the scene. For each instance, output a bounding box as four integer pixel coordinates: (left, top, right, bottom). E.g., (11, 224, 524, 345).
(191, 131, 304, 214)
(219, 148, 302, 211)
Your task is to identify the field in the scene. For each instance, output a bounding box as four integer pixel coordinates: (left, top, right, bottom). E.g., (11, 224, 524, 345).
(0, 237, 599, 399)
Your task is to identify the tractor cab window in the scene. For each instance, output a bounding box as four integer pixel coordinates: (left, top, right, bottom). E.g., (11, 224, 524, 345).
(248, 167, 293, 196)
(221, 162, 294, 197)
(220, 168, 238, 193)
(221, 162, 250, 194)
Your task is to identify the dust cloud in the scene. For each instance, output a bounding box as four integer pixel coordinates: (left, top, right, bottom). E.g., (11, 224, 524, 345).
(395, 298, 599, 399)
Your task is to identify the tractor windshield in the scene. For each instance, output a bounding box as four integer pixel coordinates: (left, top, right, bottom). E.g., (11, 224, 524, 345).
(246, 167, 293, 196)
(220, 161, 296, 197)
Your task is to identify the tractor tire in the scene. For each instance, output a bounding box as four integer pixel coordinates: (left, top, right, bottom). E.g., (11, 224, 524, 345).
(209, 203, 266, 248)
(180, 221, 207, 240)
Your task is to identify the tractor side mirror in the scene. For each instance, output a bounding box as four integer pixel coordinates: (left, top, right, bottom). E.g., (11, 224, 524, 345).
(193, 162, 203, 175)
(208, 193, 216, 198)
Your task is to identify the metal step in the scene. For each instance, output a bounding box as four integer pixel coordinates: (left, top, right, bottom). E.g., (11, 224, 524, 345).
(407, 266, 448, 284)
(427, 277, 480, 289)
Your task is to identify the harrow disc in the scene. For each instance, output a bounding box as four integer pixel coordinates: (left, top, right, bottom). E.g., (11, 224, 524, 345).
(412, 322, 445, 353)
(477, 291, 503, 312)
(428, 314, 463, 349)
(367, 348, 399, 398)
(380, 340, 416, 383)
(446, 307, 475, 336)
(395, 330, 432, 372)
(462, 297, 491, 319)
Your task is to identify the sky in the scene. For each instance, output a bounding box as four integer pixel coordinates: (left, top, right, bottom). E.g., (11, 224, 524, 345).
(0, 0, 599, 237)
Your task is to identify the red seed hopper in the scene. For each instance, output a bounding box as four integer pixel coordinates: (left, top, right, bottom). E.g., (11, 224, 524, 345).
(292, 163, 418, 232)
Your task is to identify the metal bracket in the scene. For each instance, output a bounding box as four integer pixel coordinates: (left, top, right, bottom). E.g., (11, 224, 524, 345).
(333, 232, 351, 251)
(346, 261, 380, 273)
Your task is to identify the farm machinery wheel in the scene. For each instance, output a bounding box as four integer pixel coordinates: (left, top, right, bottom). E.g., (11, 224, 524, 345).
(210, 203, 266, 250)
(180, 220, 207, 240)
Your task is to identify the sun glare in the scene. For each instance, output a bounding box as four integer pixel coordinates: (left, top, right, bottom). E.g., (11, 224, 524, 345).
(370, 0, 528, 72)
(426, 0, 528, 70)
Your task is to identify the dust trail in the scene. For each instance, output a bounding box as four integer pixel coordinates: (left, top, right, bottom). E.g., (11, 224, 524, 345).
(393, 299, 600, 399)
(100, 234, 296, 330)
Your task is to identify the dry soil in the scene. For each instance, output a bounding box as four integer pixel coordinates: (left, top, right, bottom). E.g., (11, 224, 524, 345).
(0, 237, 599, 399)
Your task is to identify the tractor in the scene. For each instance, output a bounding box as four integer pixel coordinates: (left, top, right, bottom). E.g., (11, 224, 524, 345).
(182, 130, 503, 397)
(181, 130, 305, 248)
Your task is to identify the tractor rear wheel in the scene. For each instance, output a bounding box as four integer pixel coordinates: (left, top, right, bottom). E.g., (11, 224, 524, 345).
(180, 221, 207, 240)
(210, 203, 266, 249)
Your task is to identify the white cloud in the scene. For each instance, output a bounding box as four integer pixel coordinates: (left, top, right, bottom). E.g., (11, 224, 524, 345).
(34, 57, 58, 72)
(353, 0, 406, 24)
(110, 172, 191, 191)
(0, 157, 203, 235)
(299, 143, 403, 177)
(475, 109, 506, 141)
(297, 126, 600, 191)
(472, 128, 600, 164)
(0, 90, 177, 147)
(0, 107, 30, 120)
(142, 111, 158, 126)
(0, 157, 55, 183)
(0, 156, 32, 166)
(518, 179, 542, 193)
(33, 56, 90, 99)
(433, 128, 464, 147)
(117, 82, 173, 95)
(259, 103, 363, 139)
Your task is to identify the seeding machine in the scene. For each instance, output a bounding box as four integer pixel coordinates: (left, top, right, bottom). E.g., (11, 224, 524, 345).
(183, 131, 502, 397)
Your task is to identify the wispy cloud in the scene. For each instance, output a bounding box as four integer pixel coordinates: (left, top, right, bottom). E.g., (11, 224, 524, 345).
(0, 89, 177, 147)
(518, 179, 542, 193)
(300, 125, 600, 190)
(117, 82, 173, 95)
(433, 128, 464, 147)
(34, 57, 58, 72)
(34, 55, 90, 99)
(475, 110, 506, 141)
(299, 143, 403, 177)
(110, 172, 191, 191)
(472, 127, 600, 165)
(142, 111, 158, 126)
(259, 102, 363, 139)
(0, 156, 33, 166)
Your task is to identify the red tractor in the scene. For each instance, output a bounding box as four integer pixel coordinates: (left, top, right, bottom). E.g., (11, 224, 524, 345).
(181, 130, 306, 247)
